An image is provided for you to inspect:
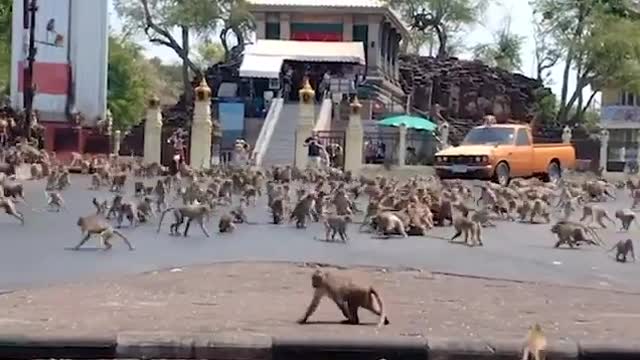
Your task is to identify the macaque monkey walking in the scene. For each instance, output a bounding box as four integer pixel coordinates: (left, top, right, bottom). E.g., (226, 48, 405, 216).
(522, 323, 546, 360)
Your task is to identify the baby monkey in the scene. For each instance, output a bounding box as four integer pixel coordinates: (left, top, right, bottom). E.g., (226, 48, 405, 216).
(298, 269, 389, 327)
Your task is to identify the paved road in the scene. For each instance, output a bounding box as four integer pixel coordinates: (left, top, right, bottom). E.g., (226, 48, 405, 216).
(0, 174, 637, 292)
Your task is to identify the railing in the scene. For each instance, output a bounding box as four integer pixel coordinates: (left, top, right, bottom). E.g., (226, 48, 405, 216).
(363, 130, 399, 165)
(253, 98, 284, 167)
(312, 97, 333, 131)
(405, 130, 436, 166)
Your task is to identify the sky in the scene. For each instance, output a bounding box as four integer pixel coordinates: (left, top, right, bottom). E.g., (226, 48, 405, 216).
(107, 0, 591, 106)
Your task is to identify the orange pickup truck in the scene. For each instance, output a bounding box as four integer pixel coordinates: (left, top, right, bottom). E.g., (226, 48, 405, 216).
(434, 124, 576, 185)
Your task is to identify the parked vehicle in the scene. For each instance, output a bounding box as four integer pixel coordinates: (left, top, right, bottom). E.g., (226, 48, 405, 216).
(434, 124, 576, 185)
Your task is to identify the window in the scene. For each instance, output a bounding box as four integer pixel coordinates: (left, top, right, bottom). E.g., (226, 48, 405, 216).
(353, 24, 368, 63)
(620, 91, 637, 106)
(515, 129, 530, 146)
(266, 22, 280, 39)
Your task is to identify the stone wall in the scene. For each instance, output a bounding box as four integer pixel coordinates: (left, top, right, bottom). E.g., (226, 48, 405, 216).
(399, 55, 551, 143)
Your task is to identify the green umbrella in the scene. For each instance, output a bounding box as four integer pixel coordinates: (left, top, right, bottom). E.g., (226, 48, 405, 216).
(378, 115, 437, 131)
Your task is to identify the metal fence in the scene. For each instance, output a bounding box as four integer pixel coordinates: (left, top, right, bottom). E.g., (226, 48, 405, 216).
(314, 130, 345, 169)
(363, 130, 399, 165)
(405, 130, 437, 165)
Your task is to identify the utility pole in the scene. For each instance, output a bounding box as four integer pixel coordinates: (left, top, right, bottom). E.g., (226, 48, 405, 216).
(23, 0, 38, 140)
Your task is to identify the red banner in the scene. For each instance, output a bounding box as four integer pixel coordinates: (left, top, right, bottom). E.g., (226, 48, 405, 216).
(290, 31, 342, 42)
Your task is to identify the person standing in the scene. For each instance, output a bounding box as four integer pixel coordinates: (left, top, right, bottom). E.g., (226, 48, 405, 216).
(303, 132, 324, 169)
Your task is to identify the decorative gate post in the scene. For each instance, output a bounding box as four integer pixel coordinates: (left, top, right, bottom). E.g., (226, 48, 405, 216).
(344, 96, 364, 173)
(294, 78, 315, 170)
(562, 125, 572, 144)
(190, 79, 213, 169)
(599, 129, 609, 175)
(144, 95, 163, 164)
(397, 124, 407, 166)
(113, 130, 121, 156)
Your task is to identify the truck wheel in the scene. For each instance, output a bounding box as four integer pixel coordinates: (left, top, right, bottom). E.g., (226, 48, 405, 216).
(494, 162, 510, 186)
(546, 161, 561, 184)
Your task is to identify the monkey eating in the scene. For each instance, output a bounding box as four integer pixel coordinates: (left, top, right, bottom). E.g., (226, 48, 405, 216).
(608, 239, 635, 263)
(297, 269, 389, 327)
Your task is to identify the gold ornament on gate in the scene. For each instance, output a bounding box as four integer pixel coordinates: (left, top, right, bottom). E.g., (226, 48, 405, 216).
(195, 78, 212, 101)
(350, 95, 362, 115)
(148, 94, 161, 108)
(299, 77, 315, 104)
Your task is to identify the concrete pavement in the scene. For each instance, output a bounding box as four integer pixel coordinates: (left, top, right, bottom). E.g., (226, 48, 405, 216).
(0, 174, 637, 292)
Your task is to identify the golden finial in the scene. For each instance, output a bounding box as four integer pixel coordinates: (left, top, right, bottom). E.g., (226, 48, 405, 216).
(195, 78, 212, 101)
(148, 94, 160, 108)
(298, 77, 315, 104)
(350, 95, 362, 114)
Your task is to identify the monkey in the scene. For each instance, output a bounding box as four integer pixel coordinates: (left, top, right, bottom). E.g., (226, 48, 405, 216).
(434, 198, 454, 226)
(269, 197, 285, 225)
(579, 204, 615, 228)
(297, 269, 389, 327)
(134, 181, 145, 197)
(230, 199, 250, 224)
(521, 323, 546, 360)
(136, 197, 155, 223)
(110, 173, 127, 193)
(615, 209, 638, 231)
(242, 184, 258, 207)
(323, 215, 352, 242)
(608, 239, 635, 263)
(0, 197, 24, 224)
(375, 212, 408, 238)
(73, 214, 134, 251)
(29, 163, 42, 180)
(89, 173, 102, 190)
(56, 170, 71, 190)
(550, 220, 602, 248)
(44, 191, 65, 212)
(290, 193, 316, 229)
(560, 197, 577, 220)
(2, 181, 25, 202)
(92, 197, 108, 215)
(530, 199, 551, 224)
(469, 207, 496, 227)
(218, 214, 236, 233)
(631, 188, 640, 209)
(117, 201, 139, 228)
(450, 216, 482, 246)
(106, 195, 123, 219)
(157, 204, 211, 237)
(476, 185, 498, 207)
(45, 171, 58, 191)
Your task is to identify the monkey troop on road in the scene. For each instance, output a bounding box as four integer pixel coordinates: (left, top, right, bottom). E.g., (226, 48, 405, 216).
(0, 146, 639, 333)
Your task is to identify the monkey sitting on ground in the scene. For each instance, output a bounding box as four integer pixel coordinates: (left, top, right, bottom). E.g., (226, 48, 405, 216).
(157, 204, 212, 237)
(218, 214, 236, 233)
(44, 191, 65, 212)
(136, 197, 155, 223)
(322, 215, 352, 242)
(73, 214, 134, 251)
(450, 216, 482, 246)
(0, 197, 24, 224)
(529, 199, 551, 224)
(297, 269, 389, 327)
(608, 239, 635, 263)
(56, 170, 71, 190)
(615, 209, 637, 232)
(522, 323, 546, 360)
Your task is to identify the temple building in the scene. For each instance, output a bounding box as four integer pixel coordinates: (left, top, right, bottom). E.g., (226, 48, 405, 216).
(243, 0, 409, 110)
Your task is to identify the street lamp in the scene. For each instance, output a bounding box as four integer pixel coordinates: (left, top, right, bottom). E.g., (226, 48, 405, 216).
(23, 0, 38, 140)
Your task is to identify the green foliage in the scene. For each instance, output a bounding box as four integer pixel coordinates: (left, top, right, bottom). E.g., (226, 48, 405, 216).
(389, 0, 489, 58)
(0, 0, 12, 91)
(194, 41, 225, 68)
(531, 0, 640, 123)
(472, 18, 524, 72)
(107, 35, 150, 131)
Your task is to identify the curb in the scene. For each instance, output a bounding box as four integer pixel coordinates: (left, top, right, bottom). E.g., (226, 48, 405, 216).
(0, 332, 635, 359)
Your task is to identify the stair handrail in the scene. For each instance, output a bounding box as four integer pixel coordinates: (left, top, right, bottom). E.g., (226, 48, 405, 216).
(253, 98, 284, 167)
(313, 97, 334, 132)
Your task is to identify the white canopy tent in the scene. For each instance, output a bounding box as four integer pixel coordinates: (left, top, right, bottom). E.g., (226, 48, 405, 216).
(239, 40, 366, 79)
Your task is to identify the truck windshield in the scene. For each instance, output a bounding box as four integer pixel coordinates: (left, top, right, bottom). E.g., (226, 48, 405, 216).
(462, 127, 515, 145)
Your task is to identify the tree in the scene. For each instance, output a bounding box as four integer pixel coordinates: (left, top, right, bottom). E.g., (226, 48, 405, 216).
(531, 0, 640, 124)
(389, 0, 490, 58)
(107, 35, 150, 130)
(531, 18, 560, 84)
(472, 17, 524, 72)
(194, 40, 225, 68)
(0, 0, 12, 92)
(113, 0, 254, 103)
